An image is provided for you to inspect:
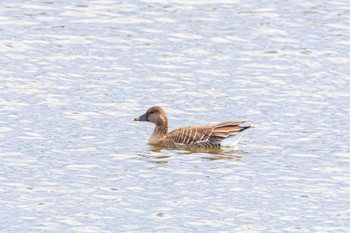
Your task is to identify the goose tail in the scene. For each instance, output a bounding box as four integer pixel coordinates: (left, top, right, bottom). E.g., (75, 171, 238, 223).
(211, 121, 251, 147)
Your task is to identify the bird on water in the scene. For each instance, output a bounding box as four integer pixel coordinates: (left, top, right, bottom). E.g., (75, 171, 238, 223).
(134, 106, 251, 149)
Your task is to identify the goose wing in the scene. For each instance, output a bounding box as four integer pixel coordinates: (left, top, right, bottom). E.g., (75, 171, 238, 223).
(168, 126, 214, 145)
(168, 121, 250, 148)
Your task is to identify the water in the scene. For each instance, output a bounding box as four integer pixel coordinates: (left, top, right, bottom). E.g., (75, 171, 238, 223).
(1, 0, 350, 232)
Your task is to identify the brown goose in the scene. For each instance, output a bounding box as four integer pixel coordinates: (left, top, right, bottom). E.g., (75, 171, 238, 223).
(134, 106, 251, 149)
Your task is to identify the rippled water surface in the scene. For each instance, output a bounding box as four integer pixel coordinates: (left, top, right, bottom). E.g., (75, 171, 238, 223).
(1, 0, 350, 232)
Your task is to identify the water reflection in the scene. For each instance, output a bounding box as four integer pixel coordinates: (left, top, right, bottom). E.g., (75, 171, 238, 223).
(202, 154, 242, 161)
(146, 145, 243, 162)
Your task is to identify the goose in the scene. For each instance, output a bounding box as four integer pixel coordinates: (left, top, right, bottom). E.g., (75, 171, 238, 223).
(134, 106, 251, 149)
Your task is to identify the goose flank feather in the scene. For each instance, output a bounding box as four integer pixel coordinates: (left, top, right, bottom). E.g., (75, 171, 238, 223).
(134, 106, 251, 149)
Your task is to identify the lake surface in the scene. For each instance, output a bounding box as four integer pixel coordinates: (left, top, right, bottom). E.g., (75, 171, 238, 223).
(1, 0, 350, 232)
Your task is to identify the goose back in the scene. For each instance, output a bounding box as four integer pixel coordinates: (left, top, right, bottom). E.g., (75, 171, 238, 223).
(161, 120, 250, 149)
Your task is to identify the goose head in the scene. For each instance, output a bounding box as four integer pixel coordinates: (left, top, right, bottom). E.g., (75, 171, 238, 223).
(134, 106, 167, 126)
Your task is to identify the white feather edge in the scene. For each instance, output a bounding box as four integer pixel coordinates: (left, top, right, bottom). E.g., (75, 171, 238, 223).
(220, 131, 245, 147)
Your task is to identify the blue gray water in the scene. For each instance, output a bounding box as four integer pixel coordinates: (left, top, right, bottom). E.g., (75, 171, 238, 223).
(1, 0, 350, 232)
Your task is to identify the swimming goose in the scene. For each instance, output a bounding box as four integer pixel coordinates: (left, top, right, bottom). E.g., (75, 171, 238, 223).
(134, 106, 251, 149)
